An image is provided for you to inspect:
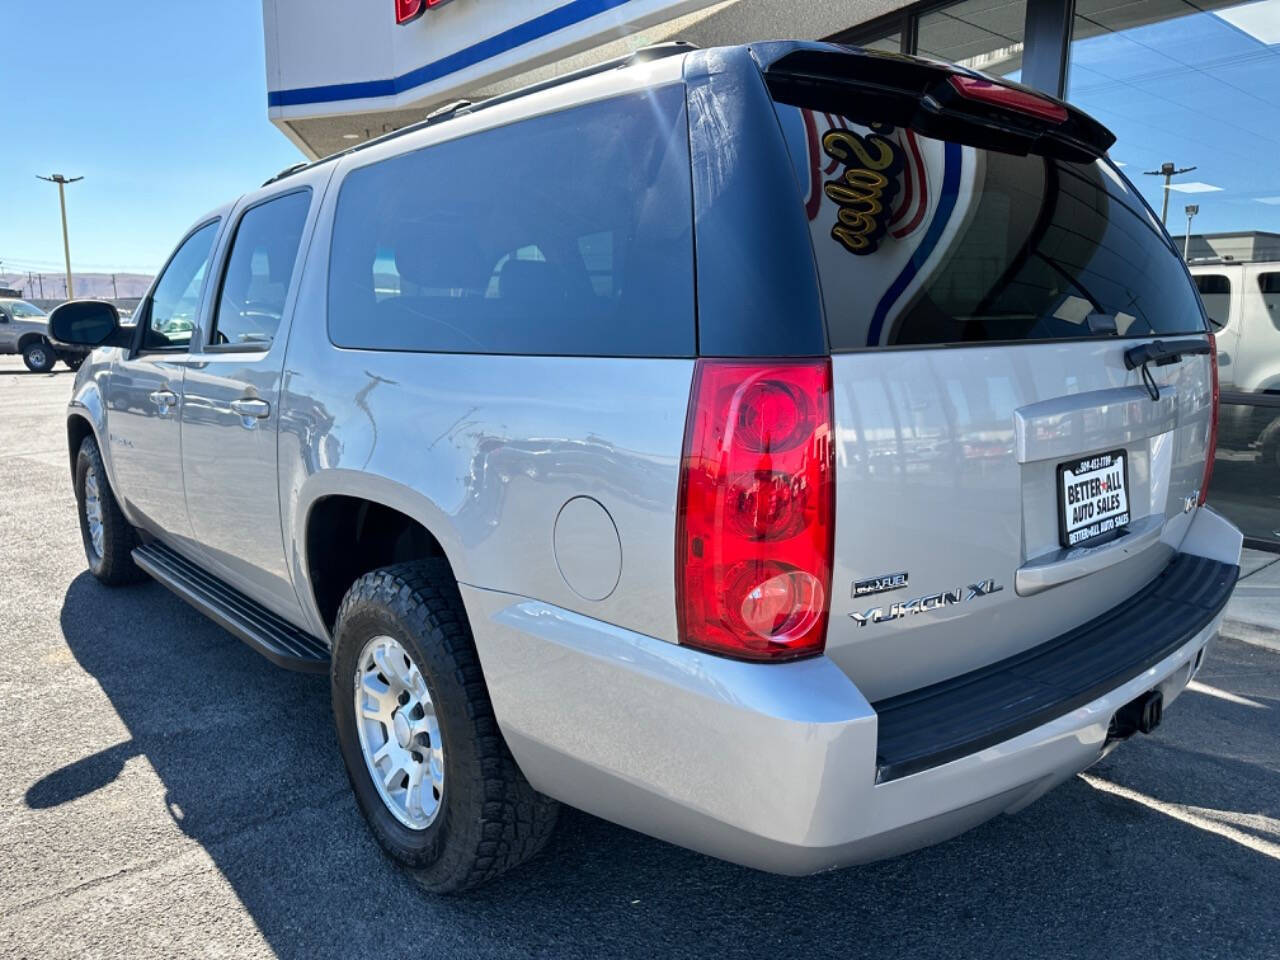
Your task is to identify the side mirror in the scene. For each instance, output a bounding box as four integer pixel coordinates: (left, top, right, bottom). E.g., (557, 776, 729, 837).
(48, 300, 130, 348)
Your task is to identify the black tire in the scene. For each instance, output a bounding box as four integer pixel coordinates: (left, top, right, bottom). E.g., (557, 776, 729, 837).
(74, 435, 147, 586)
(22, 340, 55, 373)
(1259, 418, 1280, 475)
(331, 560, 558, 893)
(63, 354, 84, 372)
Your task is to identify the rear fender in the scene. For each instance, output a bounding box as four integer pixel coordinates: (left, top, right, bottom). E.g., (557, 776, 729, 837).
(288, 469, 465, 640)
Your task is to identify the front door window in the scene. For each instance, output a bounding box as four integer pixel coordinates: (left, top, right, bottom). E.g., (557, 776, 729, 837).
(143, 221, 220, 351)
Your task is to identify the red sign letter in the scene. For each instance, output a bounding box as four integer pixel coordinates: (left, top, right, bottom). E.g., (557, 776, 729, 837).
(396, 0, 423, 24)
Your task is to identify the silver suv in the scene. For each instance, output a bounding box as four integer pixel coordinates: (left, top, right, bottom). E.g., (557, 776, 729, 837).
(51, 42, 1242, 892)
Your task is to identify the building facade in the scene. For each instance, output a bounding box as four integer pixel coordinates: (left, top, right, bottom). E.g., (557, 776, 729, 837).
(262, 0, 1280, 546)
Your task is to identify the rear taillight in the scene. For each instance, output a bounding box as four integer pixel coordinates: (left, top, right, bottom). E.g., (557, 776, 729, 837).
(1199, 333, 1219, 506)
(947, 75, 1069, 124)
(676, 359, 835, 661)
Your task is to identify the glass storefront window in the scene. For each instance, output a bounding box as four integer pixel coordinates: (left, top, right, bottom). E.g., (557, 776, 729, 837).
(862, 32, 902, 53)
(917, 0, 1026, 79)
(1067, 0, 1280, 544)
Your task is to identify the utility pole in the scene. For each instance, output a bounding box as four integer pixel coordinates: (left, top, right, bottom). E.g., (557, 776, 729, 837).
(37, 273, 44, 298)
(1143, 162, 1196, 226)
(36, 173, 83, 299)
(1183, 204, 1199, 261)
(111, 273, 118, 299)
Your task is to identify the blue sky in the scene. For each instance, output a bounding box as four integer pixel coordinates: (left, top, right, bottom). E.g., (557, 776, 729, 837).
(0, 0, 303, 278)
(1068, 0, 1280, 237)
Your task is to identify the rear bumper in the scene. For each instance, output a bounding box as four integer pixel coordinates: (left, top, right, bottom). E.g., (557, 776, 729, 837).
(463, 508, 1242, 875)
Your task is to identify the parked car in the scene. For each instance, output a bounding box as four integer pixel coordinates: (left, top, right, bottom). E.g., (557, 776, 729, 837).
(0, 297, 90, 371)
(50, 41, 1242, 892)
(1189, 262, 1280, 471)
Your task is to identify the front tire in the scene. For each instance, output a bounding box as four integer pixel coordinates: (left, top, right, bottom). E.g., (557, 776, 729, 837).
(74, 436, 147, 586)
(331, 560, 558, 893)
(22, 340, 55, 373)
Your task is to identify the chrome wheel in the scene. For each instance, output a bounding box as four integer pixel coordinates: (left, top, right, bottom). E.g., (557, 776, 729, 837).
(354, 635, 444, 830)
(83, 466, 105, 559)
(27, 346, 47, 368)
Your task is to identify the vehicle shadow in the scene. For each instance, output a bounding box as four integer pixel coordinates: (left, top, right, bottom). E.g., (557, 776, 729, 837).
(46, 571, 1280, 959)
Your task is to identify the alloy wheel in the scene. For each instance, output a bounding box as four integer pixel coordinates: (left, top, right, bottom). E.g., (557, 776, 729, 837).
(83, 466, 105, 559)
(353, 635, 444, 830)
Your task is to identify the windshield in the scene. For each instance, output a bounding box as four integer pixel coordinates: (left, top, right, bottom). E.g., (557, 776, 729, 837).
(8, 300, 46, 319)
(771, 101, 1208, 349)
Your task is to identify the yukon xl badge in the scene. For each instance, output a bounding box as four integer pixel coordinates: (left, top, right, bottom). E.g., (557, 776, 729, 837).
(850, 579, 1004, 627)
(853, 572, 908, 598)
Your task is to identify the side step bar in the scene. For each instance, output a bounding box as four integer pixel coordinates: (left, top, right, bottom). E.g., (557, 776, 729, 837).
(132, 540, 330, 673)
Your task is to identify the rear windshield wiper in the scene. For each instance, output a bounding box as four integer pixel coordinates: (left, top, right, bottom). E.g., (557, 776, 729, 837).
(1123, 338, 1211, 401)
(1123, 338, 1211, 370)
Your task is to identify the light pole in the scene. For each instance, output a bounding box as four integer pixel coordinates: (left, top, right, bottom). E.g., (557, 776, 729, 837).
(36, 173, 83, 299)
(1183, 204, 1199, 261)
(1143, 162, 1196, 226)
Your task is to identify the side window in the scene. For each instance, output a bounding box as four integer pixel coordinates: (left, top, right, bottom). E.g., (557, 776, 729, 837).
(1194, 274, 1231, 329)
(1260, 273, 1280, 332)
(211, 190, 312, 348)
(327, 86, 694, 357)
(144, 221, 220, 351)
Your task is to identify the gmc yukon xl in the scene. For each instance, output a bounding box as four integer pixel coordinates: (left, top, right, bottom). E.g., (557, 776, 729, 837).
(50, 42, 1242, 892)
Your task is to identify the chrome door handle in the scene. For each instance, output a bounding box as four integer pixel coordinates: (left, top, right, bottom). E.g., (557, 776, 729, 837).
(148, 389, 178, 410)
(230, 397, 270, 419)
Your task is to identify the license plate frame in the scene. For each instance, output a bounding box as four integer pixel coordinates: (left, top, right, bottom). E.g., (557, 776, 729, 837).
(1057, 449, 1131, 549)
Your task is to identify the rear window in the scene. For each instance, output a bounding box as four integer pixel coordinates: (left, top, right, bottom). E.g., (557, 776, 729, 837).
(771, 102, 1208, 350)
(327, 87, 694, 357)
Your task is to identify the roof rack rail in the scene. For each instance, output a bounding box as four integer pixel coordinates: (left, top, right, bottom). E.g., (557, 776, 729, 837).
(262, 40, 697, 187)
(425, 99, 472, 123)
(262, 161, 310, 187)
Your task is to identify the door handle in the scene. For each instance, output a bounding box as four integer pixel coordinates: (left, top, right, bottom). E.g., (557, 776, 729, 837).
(230, 397, 271, 420)
(148, 389, 178, 411)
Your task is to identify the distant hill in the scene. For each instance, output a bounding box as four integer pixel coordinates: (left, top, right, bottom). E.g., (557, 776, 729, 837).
(0, 271, 153, 300)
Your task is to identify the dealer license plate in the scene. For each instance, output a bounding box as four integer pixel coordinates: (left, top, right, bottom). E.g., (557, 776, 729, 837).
(1058, 450, 1130, 548)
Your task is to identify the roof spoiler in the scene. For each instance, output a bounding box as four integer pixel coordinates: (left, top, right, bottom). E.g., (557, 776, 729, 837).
(752, 42, 1115, 162)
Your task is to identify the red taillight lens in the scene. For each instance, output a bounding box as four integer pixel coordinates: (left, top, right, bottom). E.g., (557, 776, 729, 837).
(1199, 333, 1219, 506)
(947, 75, 1069, 124)
(395, 0, 423, 24)
(676, 360, 835, 661)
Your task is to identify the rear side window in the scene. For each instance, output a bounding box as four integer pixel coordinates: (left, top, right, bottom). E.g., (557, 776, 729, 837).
(327, 86, 694, 357)
(770, 102, 1208, 349)
(211, 190, 311, 348)
(1260, 273, 1280, 332)
(1194, 274, 1231, 329)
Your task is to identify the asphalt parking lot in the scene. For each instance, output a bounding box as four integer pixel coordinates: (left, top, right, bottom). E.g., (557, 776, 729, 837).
(1, 354, 1278, 960)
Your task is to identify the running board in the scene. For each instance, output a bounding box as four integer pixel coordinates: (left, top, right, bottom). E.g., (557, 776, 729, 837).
(132, 540, 330, 673)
